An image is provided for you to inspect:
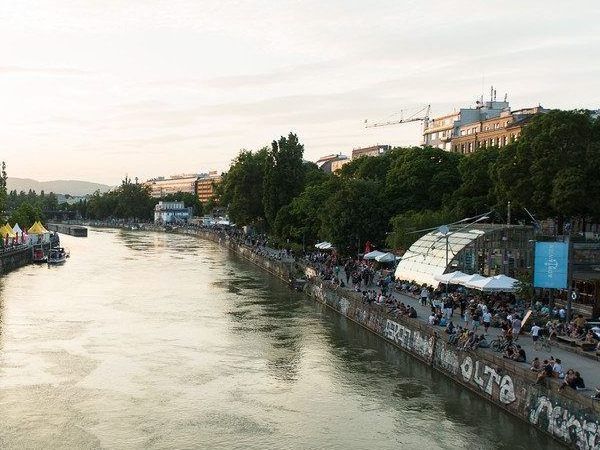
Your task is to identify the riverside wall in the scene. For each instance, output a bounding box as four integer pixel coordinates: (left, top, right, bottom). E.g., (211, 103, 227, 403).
(0, 246, 31, 275)
(84, 224, 600, 449)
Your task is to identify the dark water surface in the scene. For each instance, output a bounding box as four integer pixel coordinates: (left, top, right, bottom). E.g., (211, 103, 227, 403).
(0, 229, 563, 449)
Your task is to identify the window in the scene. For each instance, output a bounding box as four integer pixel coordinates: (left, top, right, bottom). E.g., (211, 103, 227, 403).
(461, 144, 465, 152)
(484, 126, 489, 131)
(467, 129, 472, 135)
(468, 142, 472, 152)
(461, 130, 466, 136)
(503, 136, 508, 146)
(495, 123, 500, 129)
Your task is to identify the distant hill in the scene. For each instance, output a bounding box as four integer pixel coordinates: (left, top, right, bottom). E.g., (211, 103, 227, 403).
(7, 178, 111, 196)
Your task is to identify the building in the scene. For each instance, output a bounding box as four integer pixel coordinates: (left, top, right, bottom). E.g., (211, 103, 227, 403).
(195, 171, 222, 203)
(315, 154, 349, 173)
(351, 145, 391, 159)
(146, 174, 199, 198)
(423, 99, 509, 150)
(422, 112, 459, 150)
(330, 158, 351, 173)
(154, 201, 193, 224)
(451, 106, 546, 154)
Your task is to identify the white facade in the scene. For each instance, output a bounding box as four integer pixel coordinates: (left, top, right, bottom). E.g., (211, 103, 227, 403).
(154, 201, 192, 224)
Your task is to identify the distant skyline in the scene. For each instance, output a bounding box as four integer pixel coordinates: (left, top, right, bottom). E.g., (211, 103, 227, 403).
(2, 1, 599, 185)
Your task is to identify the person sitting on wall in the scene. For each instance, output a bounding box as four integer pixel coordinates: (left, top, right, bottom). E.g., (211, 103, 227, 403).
(559, 370, 585, 391)
(428, 313, 437, 326)
(503, 346, 516, 360)
(512, 345, 526, 363)
(530, 357, 542, 372)
(408, 306, 417, 319)
(535, 360, 554, 384)
(552, 358, 564, 379)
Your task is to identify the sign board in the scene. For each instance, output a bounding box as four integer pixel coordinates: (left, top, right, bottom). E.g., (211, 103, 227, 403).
(533, 242, 568, 289)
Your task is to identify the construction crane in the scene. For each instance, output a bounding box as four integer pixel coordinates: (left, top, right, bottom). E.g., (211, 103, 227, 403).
(364, 105, 431, 128)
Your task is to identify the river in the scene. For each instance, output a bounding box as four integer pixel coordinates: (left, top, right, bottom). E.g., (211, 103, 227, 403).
(0, 229, 563, 449)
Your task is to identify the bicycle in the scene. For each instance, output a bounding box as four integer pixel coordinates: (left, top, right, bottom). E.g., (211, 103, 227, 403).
(491, 336, 517, 353)
(533, 335, 552, 352)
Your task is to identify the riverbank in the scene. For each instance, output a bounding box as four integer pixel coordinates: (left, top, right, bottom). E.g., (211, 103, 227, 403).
(81, 223, 600, 449)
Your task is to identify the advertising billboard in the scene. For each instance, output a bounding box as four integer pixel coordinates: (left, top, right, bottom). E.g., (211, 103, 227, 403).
(533, 242, 569, 289)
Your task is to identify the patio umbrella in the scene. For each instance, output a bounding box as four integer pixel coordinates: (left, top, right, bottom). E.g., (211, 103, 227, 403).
(363, 250, 386, 260)
(375, 252, 397, 263)
(434, 271, 468, 284)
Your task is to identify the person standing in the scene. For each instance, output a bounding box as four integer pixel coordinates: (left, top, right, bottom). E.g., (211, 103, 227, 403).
(420, 286, 429, 307)
(531, 322, 542, 349)
(482, 310, 492, 333)
(512, 315, 522, 341)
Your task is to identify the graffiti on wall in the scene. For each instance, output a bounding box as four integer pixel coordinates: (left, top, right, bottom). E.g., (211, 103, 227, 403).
(459, 355, 516, 404)
(383, 319, 434, 360)
(528, 395, 600, 450)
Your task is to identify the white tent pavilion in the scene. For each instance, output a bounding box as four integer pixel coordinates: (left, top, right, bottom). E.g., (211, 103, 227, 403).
(452, 273, 488, 287)
(466, 274, 519, 292)
(12, 223, 22, 234)
(375, 252, 397, 263)
(315, 242, 333, 250)
(363, 250, 386, 260)
(434, 271, 468, 284)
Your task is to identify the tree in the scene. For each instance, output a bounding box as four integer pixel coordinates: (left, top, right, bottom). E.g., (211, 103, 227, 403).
(385, 147, 462, 215)
(219, 148, 268, 226)
(262, 133, 305, 227)
(0, 161, 7, 219)
(320, 178, 387, 254)
(492, 110, 600, 223)
(387, 209, 458, 252)
(9, 202, 42, 229)
(451, 146, 499, 217)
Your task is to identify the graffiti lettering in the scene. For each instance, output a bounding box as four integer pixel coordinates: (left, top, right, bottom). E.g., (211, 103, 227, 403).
(460, 356, 515, 404)
(528, 395, 600, 449)
(383, 320, 433, 359)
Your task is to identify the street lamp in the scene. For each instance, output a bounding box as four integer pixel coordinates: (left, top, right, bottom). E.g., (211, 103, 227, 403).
(438, 225, 450, 295)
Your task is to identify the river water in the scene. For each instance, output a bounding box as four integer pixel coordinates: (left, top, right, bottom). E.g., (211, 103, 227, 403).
(0, 229, 562, 449)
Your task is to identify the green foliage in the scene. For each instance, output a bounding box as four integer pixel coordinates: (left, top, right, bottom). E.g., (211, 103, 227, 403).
(0, 161, 7, 219)
(263, 133, 305, 227)
(320, 178, 387, 254)
(9, 202, 42, 229)
(492, 110, 600, 222)
(451, 147, 499, 217)
(86, 177, 155, 220)
(219, 148, 268, 226)
(385, 146, 462, 214)
(387, 209, 458, 251)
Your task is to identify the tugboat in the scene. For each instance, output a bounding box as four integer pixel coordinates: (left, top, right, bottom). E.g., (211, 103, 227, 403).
(48, 247, 68, 265)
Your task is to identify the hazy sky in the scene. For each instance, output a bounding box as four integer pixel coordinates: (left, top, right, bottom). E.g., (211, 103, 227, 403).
(2, 1, 599, 185)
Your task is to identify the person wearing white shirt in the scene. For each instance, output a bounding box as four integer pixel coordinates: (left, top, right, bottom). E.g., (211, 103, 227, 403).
(531, 323, 542, 349)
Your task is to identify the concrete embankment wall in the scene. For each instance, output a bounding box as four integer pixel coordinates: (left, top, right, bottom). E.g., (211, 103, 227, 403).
(47, 223, 88, 237)
(0, 246, 31, 274)
(85, 224, 600, 448)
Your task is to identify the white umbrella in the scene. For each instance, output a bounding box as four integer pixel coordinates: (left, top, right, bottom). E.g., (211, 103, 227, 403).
(375, 252, 396, 263)
(453, 273, 487, 287)
(363, 250, 386, 260)
(434, 271, 467, 284)
(468, 274, 518, 292)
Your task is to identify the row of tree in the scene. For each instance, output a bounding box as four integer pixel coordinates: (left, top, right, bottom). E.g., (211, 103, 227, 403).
(218, 110, 600, 254)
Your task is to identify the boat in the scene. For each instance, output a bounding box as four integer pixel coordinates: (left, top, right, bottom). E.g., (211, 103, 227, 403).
(32, 246, 47, 263)
(48, 247, 67, 265)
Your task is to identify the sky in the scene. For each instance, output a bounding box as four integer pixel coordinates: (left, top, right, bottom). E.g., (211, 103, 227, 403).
(1, 1, 599, 185)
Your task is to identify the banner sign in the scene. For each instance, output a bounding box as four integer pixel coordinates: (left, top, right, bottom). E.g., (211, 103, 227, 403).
(533, 242, 568, 289)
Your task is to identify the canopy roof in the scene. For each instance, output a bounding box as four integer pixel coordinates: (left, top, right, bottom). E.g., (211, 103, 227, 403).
(12, 223, 22, 234)
(465, 274, 519, 292)
(0, 223, 16, 237)
(28, 221, 49, 234)
(364, 250, 386, 260)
